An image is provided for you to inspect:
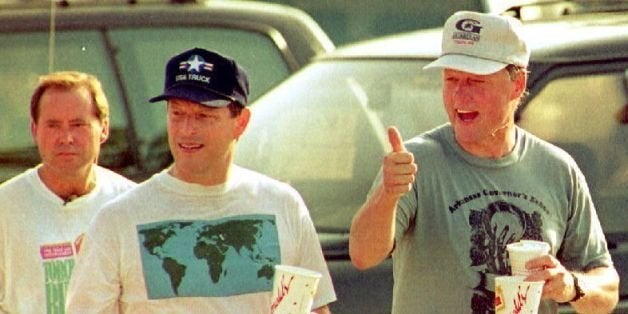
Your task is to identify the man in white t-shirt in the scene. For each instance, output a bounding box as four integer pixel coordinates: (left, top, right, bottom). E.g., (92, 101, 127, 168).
(0, 71, 136, 313)
(66, 48, 336, 313)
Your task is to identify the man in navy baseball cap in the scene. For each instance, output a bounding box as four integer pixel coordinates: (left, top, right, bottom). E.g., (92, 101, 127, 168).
(150, 47, 249, 107)
(66, 47, 337, 313)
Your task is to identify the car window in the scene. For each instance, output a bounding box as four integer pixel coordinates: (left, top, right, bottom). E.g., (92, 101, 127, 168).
(0, 26, 292, 182)
(518, 70, 628, 234)
(236, 60, 447, 231)
(0, 30, 128, 182)
(110, 27, 291, 153)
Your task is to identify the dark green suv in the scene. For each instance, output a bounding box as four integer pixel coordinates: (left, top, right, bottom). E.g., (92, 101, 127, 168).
(0, 0, 334, 182)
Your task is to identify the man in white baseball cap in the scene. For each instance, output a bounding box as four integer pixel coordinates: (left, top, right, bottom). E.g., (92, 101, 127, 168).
(350, 11, 619, 314)
(424, 11, 529, 74)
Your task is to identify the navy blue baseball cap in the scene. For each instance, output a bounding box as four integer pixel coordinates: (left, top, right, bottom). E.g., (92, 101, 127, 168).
(149, 48, 249, 107)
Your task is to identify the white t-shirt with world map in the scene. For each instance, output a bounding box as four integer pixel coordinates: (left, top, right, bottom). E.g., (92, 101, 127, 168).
(66, 166, 336, 313)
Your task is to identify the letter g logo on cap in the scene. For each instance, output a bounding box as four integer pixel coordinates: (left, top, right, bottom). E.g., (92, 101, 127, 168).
(455, 19, 482, 34)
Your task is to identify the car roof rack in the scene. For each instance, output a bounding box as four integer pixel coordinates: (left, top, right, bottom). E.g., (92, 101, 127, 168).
(484, 0, 577, 20)
(487, 0, 628, 21)
(1, 0, 203, 9)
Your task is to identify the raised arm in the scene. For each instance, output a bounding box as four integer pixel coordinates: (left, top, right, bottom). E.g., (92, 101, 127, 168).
(349, 127, 417, 270)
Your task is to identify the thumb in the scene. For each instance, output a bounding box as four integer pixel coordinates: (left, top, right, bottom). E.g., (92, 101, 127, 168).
(388, 126, 406, 152)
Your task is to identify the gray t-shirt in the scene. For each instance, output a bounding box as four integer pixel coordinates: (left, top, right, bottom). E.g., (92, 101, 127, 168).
(376, 124, 612, 314)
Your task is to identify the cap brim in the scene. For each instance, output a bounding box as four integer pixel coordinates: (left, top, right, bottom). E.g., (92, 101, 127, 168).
(423, 54, 508, 75)
(149, 85, 233, 107)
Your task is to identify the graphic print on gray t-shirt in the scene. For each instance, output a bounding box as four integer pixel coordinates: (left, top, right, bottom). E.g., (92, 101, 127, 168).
(468, 200, 543, 313)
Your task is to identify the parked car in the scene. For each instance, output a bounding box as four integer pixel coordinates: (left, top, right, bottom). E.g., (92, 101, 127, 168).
(234, 2, 628, 313)
(0, 0, 334, 182)
(259, 0, 580, 45)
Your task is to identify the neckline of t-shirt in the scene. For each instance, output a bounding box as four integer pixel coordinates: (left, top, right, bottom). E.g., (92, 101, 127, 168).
(157, 167, 243, 197)
(443, 125, 523, 169)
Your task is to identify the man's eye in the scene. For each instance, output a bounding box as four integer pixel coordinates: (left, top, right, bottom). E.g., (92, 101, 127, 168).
(45, 122, 61, 128)
(200, 114, 219, 121)
(170, 111, 185, 117)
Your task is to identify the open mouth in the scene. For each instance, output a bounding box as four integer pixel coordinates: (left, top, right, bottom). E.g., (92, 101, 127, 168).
(457, 109, 479, 122)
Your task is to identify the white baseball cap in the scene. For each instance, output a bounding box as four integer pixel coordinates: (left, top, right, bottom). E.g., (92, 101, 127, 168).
(423, 11, 530, 75)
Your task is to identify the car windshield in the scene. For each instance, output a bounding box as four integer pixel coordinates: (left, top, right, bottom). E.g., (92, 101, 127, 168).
(235, 59, 448, 232)
(0, 26, 291, 182)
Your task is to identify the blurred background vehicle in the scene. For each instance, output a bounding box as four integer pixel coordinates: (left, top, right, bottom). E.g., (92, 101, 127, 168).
(251, 0, 584, 44)
(0, 0, 334, 182)
(254, 0, 491, 45)
(234, 1, 628, 313)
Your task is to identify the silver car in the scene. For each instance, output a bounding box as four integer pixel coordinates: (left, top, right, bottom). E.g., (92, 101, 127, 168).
(236, 2, 628, 313)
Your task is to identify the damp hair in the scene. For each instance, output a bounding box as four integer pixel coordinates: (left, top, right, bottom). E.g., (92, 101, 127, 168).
(227, 101, 245, 117)
(505, 64, 529, 105)
(30, 71, 110, 124)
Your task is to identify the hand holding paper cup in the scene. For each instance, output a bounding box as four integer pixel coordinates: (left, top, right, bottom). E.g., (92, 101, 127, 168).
(270, 265, 321, 314)
(495, 275, 544, 314)
(507, 240, 550, 276)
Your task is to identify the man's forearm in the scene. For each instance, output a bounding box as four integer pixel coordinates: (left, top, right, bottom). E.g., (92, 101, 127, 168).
(349, 184, 397, 270)
(570, 266, 619, 313)
(312, 304, 331, 314)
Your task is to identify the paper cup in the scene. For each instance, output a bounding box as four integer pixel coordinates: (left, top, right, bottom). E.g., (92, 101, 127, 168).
(506, 240, 550, 276)
(270, 265, 321, 314)
(495, 275, 544, 314)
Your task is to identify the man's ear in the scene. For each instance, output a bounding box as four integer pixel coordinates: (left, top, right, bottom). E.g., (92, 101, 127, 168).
(30, 119, 38, 143)
(234, 108, 251, 140)
(100, 119, 110, 144)
(512, 70, 528, 99)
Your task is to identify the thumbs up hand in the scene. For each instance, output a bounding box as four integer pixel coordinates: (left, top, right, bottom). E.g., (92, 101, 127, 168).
(382, 126, 417, 196)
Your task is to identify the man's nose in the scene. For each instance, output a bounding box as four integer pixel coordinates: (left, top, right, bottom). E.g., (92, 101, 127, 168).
(58, 128, 75, 144)
(452, 80, 473, 100)
(181, 116, 199, 134)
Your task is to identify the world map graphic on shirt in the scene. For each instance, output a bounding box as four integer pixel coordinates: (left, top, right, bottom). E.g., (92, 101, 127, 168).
(137, 215, 280, 299)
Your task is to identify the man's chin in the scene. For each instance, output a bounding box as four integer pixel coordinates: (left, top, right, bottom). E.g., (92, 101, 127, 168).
(453, 127, 479, 144)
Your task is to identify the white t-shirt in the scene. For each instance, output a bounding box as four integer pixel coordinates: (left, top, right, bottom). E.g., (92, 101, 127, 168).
(0, 165, 136, 314)
(66, 166, 336, 313)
